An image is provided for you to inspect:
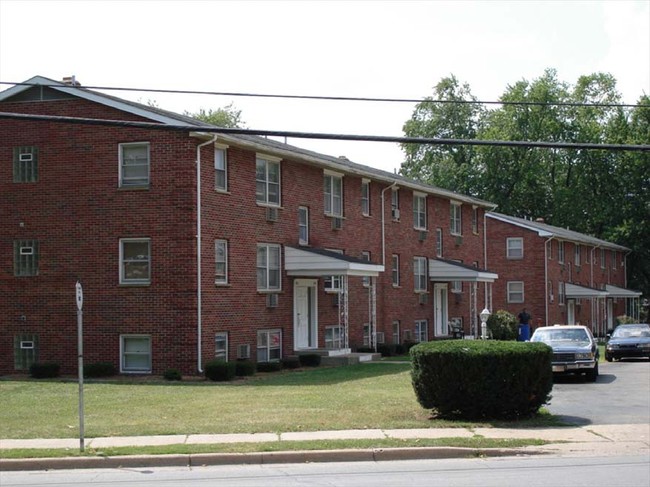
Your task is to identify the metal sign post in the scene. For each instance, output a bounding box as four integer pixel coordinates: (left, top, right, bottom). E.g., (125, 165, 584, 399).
(75, 281, 85, 452)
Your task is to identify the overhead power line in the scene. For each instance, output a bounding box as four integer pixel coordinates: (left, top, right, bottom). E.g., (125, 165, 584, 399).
(1, 111, 648, 152)
(0, 81, 645, 109)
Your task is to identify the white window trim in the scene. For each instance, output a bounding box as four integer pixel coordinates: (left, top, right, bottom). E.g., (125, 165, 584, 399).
(119, 238, 151, 285)
(361, 178, 370, 216)
(558, 241, 565, 264)
(435, 228, 443, 258)
(298, 206, 309, 246)
(324, 171, 344, 217)
(507, 281, 525, 303)
(215, 332, 228, 361)
(392, 254, 400, 287)
(215, 239, 228, 285)
(413, 192, 427, 230)
(119, 142, 150, 188)
(472, 206, 479, 234)
(575, 244, 581, 266)
(450, 201, 462, 236)
(256, 155, 282, 207)
(325, 326, 344, 349)
(257, 329, 282, 363)
(414, 256, 427, 293)
(415, 319, 428, 342)
(256, 243, 282, 292)
(361, 251, 371, 287)
(324, 249, 343, 292)
(506, 237, 524, 259)
(214, 144, 229, 192)
(120, 334, 152, 373)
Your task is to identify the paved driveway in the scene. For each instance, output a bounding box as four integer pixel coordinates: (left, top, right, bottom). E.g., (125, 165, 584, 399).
(546, 361, 650, 425)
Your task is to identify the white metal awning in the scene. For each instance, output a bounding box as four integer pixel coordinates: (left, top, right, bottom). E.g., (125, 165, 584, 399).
(285, 246, 384, 277)
(605, 284, 642, 298)
(428, 258, 498, 283)
(565, 283, 609, 298)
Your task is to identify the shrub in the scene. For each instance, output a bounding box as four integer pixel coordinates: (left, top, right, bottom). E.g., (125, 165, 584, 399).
(487, 310, 518, 340)
(393, 344, 407, 355)
(84, 362, 117, 378)
(282, 357, 301, 369)
(410, 340, 553, 420)
(204, 360, 236, 381)
(163, 368, 182, 381)
(377, 344, 393, 357)
(355, 346, 374, 353)
(257, 361, 283, 373)
(235, 360, 256, 377)
(616, 315, 636, 325)
(298, 353, 322, 367)
(29, 362, 60, 379)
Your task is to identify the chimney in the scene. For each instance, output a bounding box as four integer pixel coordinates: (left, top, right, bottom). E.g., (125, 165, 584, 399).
(62, 75, 81, 87)
(338, 156, 349, 161)
(535, 217, 545, 223)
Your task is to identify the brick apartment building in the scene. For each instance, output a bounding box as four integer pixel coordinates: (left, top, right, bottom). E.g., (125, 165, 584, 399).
(486, 212, 641, 337)
(1, 76, 499, 376)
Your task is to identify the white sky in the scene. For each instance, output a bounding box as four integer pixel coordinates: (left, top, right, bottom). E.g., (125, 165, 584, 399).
(1, 0, 648, 173)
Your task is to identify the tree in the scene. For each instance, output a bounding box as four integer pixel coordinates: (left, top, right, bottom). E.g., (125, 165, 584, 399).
(185, 103, 245, 128)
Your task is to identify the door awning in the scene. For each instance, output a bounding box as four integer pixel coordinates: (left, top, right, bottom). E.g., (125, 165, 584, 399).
(285, 246, 384, 277)
(428, 258, 498, 283)
(605, 284, 642, 298)
(565, 283, 609, 298)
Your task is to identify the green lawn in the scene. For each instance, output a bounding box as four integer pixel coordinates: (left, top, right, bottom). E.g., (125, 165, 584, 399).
(0, 362, 561, 440)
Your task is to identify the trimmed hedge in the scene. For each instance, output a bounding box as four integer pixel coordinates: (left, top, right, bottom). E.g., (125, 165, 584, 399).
(411, 340, 553, 420)
(204, 360, 236, 381)
(298, 354, 321, 367)
(163, 368, 182, 381)
(282, 357, 301, 369)
(235, 360, 256, 377)
(84, 362, 117, 378)
(257, 361, 283, 373)
(29, 362, 60, 379)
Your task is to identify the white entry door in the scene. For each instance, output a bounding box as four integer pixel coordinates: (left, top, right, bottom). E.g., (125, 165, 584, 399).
(434, 284, 449, 336)
(294, 279, 318, 350)
(567, 300, 575, 325)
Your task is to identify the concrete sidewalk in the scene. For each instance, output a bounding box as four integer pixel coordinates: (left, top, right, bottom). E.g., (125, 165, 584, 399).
(1, 424, 648, 471)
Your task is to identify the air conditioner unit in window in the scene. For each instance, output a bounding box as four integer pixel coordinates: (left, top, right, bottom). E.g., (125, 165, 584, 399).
(376, 332, 385, 344)
(550, 294, 554, 303)
(392, 208, 400, 220)
(331, 217, 343, 230)
(418, 230, 427, 241)
(455, 235, 463, 246)
(266, 207, 279, 222)
(418, 293, 428, 305)
(237, 344, 251, 360)
(266, 293, 278, 308)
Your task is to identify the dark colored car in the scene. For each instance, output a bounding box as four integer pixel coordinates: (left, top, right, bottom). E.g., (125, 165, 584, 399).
(530, 325, 599, 382)
(605, 324, 650, 362)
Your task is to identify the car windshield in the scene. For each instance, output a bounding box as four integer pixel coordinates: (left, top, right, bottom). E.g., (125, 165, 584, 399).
(612, 326, 650, 338)
(532, 328, 590, 344)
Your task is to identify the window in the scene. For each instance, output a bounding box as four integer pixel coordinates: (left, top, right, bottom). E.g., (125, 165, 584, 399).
(506, 237, 523, 259)
(413, 193, 427, 230)
(391, 188, 400, 219)
(472, 206, 479, 234)
(415, 320, 428, 342)
(559, 281, 566, 305)
(507, 281, 524, 303)
(214, 145, 228, 191)
(451, 259, 462, 293)
(324, 249, 343, 292)
(324, 172, 343, 216)
(256, 244, 281, 291)
(361, 251, 371, 287)
(215, 239, 228, 284)
(119, 142, 150, 187)
(121, 335, 152, 373)
(298, 206, 309, 245)
(361, 179, 370, 216)
(547, 240, 553, 260)
(14, 240, 39, 276)
(120, 238, 151, 284)
(435, 228, 443, 257)
(574, 244, 581, 266)
(363, 323, 371, 347)
(257, 329, 281, 362)
(256, 156, 281, 206)
(612, 250, 617, 270)
(584, 246, 589, 264)
(215, 332, 228, 361)
(391, 254, 400, 287)
(548, 281, 554, 303)
(325, 326, 343, 349)
(450, 202, 462, 235)
(13, 146, 38, 183)
(392, 321, 400, 344)
(558, 241, 565, 264)
(413, 256, 427, 292)
(600, 248, 605, 268)
(14, 334, 38, 370)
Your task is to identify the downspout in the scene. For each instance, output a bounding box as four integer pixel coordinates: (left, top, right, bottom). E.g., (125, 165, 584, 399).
(544, 236, 555, 327)
(196, 135, 218, 373)
(380, 181, 399, 267)
(590, 246, 600, 331)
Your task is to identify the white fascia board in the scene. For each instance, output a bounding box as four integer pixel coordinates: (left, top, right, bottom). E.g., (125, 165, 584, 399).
(487, 213, 553, 237)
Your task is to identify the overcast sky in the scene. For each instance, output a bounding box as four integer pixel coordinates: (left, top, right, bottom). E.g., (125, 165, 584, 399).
(1, 0, 648, 173)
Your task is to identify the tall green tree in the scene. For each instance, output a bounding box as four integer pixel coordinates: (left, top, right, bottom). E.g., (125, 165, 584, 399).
(185, 103, 245, 128)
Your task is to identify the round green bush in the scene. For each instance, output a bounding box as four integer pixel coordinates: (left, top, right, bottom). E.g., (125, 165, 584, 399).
(29, 362, 60, 379)
(204, 360, 236, 381)
(257, 361, 283, 373)
(282, 357, 301, 369)
(298, 354, 321, 367)
(410, 340, 552, 420)
(84, 362, 117, 378)
(487, 310, 518, 340)
(163, 368, 182, 381)
(235, 360, 256, 377)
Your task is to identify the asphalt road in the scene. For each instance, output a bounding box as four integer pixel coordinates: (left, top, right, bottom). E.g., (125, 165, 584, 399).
(545, 360, 650, 425)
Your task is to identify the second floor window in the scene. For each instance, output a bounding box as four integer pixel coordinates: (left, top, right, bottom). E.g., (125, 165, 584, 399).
(575, 244, 581, 266)
(361, 180, 370, 216)
(119, 142, 150, 188)
(298, 206, 309, 245)
(256, 157, 281, 206)
(392, 254, 400, 286)
(450, 202, 462, 235)
(324, 173, 343, 216)
(120, 238, 151, 285)
(215, 146, 228, 191)
(414, 256, 427, 292)
(436, 228, 443, 257)
(472, 206, 479, 234)
(256, 244, 281, 291)
(507, 238, 523, 259)
(558, 241, 565, 264)
(391, 188, 400, 219)
(413, 193, 427, 230)
(13, 146, 38, 183)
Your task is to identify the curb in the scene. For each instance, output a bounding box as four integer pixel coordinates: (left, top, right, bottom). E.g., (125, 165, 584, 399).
(0, 447, 538, 472)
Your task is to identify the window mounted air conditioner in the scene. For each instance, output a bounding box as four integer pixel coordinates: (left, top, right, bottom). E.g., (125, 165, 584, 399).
(376, 332, 385, 344)
(392, 208, 400, 220)
(266, 293, 278, 308)
(266, 207, 279, 222)
(418, 230, 427, 241)
(237, 344, 251, 360)
(418, 293, 428, 305)
(331, 217, 343, 230)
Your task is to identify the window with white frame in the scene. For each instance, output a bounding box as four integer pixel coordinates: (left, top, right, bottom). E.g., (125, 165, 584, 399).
(612, 250, 617, 269)
(600, 248, 605, 268)
(214, 145, 228, 191)
(257, 329, 281, 362)
(215, 332, 228, 361)
(584, 246, 589, 264)
(120, 238, 151, 284)
(324, 249, 343, 292)
(361, 251, 371, 287)
(255, 156, 281, 206)
(506, 237, 523, 259)
(14, 240, 39, 276)
(391, 254, 400, 287)
(298, 206, 309, 245)
(574, 244, 581, 266)
(558, 241, 565, 264)
(13, 146, 38, 183)
(472, 206, 479, 234)
(119, 142, 150, 188)
(451, 259, 462, 293)
(324, 171, 343, 217)
(392, 321, 400, 344)
(215, 239, 228, 284)
(548, 281, 554, 303)
(547, 240, 553, 260)
(415, 320, 428, 342)
(558, 281, 565, 305)
(413, 192, 427, 230)
(413, 256, 427, 292)
(121, 335, 152, 373)
(256, 244, 281, 291)
(361, 179, 370, 216)
(435, 228, 443, 257)
(507, 281, 524, 303)
(450, 202, 462, 235)
(363, 323, 371, 347)
(325, 326, 343, 349)
(391, 188, 400, 219)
